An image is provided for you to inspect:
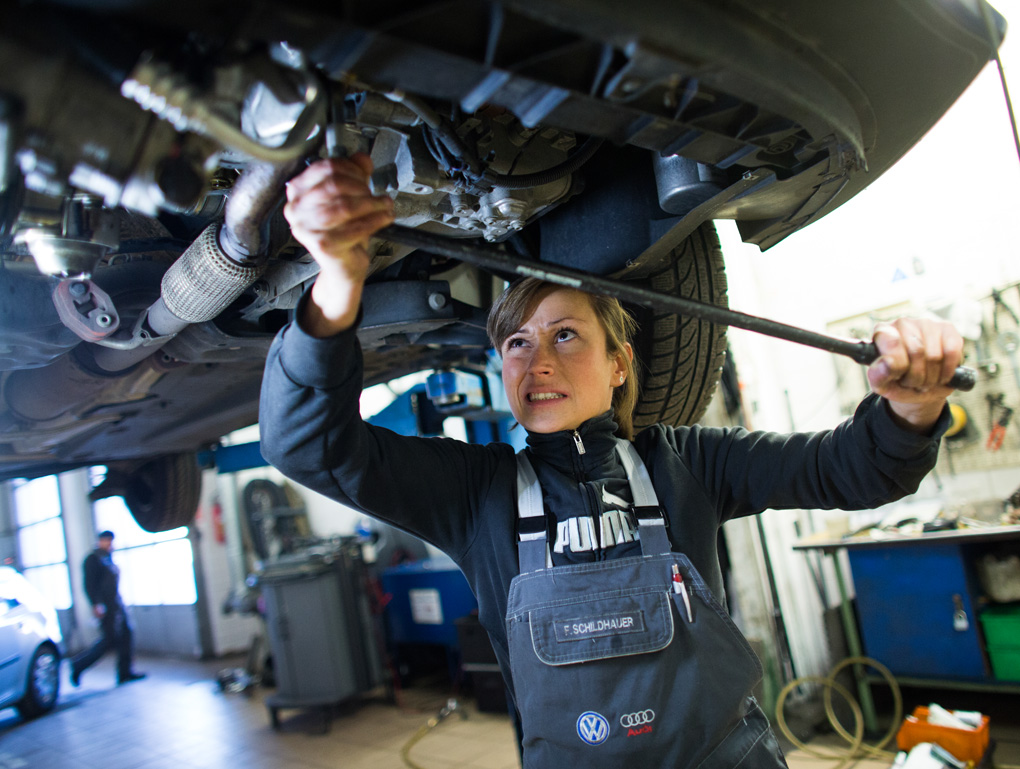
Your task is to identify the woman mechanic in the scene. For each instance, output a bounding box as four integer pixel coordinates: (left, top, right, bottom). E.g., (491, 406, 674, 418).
(259, 155, 963, 768)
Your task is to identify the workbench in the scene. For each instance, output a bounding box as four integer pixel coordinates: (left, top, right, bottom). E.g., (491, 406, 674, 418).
(793, 525, 1020, 730)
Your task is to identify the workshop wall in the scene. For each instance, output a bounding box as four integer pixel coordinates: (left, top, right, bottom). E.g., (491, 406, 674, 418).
(193, 467, 261, 657)
(0, 485, 16, 567)
(222, 464, 364, 539)
(58, 469, 103, 652)
(828, 284, 1020, 486)
(711, 12, 1020, 689)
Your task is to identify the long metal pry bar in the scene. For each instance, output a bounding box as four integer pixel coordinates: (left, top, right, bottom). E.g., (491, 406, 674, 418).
(376, 225, 976, 392)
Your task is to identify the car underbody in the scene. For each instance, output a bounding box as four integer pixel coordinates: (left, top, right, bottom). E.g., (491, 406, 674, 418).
(0, 0, 1004, 528)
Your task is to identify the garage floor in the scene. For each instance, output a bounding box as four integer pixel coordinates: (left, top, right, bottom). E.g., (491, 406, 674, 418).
(0, 656, 1017, 769)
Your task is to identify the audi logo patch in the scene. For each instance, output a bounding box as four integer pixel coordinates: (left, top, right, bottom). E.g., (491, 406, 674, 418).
(620, 709, 655, 728)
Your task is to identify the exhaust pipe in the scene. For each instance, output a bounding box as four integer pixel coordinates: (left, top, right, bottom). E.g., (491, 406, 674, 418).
(89, 158, 300, 373)
(5, 158, 302, 422)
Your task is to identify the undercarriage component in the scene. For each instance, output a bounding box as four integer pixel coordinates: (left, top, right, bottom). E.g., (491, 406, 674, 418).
(358, 280, 489, 351)
(362, 108, 578, 243)
(52, 279, 120, 343)
(90, 453, 200, 532)
(0, 267, 82, 370)
(13, 193, 118, 278)
(121, 57, 324, 167)
(652, 155, 727, 218)
(0, 21, 215, 217)
(2, 349, 165, 424)
(90, 156, 295, 372)
(161, 223, 263, 324)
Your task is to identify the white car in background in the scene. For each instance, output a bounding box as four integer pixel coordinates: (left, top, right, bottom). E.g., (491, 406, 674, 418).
(0, 567, 62, 719)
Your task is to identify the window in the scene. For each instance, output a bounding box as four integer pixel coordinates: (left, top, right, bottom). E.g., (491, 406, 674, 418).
(11, 476, 72, 610)
(90, 468, 197, 606)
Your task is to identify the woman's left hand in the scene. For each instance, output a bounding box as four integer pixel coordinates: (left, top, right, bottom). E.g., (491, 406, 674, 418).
(867, 317, 965, 433)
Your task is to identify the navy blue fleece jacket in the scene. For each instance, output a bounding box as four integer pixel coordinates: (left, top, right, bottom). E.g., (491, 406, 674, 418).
(259, 308, 947, 696)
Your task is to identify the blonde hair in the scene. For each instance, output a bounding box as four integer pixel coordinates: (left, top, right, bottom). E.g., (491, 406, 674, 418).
(487, 278, 640, 440)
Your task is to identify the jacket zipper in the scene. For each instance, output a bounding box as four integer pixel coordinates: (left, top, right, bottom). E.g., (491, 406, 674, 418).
(569, 428, 603, 558)
(572, 429, 608, 559)
(572, 430, 586, 455)
(583, 482, 605, 559)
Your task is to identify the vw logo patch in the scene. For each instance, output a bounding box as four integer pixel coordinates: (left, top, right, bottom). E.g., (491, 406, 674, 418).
(620, 709, 655, 728)
(576, 711, 610, 745)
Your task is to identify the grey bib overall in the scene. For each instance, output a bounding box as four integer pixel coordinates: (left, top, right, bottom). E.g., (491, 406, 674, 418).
(506, 440, 789, 768)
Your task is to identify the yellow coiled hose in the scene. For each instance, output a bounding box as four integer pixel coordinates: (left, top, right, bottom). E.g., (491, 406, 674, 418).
(776, 656, 1020, 769)
(775, 656, 902, 769)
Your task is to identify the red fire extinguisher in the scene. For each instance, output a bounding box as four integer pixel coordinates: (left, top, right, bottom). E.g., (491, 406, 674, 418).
(212, 500, 226, 544)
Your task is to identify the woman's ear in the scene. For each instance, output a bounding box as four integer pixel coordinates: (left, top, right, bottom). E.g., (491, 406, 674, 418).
(612, 343, 633, 386)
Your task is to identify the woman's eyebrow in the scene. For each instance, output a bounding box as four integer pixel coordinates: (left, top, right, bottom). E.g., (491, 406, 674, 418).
(541, 315, 586, 327)
(510, 315, 588, 337)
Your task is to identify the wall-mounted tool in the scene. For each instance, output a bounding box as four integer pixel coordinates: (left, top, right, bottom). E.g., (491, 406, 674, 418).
(986, 393, 1014, 451)
(974, 321, 1000, 378)
(944, 403, 974, 443)
(378, 226, 978, 391)
(992, 289, 1020, 390)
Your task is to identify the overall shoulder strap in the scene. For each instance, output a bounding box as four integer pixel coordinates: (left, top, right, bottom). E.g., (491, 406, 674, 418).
(614, 439, 672, 556)
(516, 451, 552, 573)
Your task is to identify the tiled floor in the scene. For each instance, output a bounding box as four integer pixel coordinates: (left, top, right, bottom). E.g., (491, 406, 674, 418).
(0, 656, 520, 769)
(1, 656, 1018, 769)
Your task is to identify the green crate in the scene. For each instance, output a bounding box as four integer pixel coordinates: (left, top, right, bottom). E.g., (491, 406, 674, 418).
(979, 605, 1020, 648)
(987, 646, 1020, 681)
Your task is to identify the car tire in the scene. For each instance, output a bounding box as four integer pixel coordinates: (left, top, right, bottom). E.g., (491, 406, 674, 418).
(241, 479, 289, 560)
(123, 453, 202, 532)
(629, 223, 728, 430)
(16, 643, 60, 719)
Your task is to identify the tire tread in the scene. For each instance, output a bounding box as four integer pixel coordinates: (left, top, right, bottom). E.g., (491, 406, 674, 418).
(630, 223, 728, 431)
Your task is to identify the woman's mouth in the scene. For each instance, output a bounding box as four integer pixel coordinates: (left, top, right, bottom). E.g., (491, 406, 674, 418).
(527, 392, 566, 402)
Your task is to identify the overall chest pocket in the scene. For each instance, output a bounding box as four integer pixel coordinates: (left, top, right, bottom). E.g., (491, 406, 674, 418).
(528, 587, 674, 665)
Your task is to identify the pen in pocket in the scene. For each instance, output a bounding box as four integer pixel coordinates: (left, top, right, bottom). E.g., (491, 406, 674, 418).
(672, 563, 693, 623)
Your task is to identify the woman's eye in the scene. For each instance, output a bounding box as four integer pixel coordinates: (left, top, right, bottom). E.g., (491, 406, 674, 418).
(505, 337, 525, 350)
(555, 328, 578, 342)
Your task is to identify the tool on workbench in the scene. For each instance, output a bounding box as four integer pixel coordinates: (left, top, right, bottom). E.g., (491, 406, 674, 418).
(986, 393, 1013, 450)
(376, 225, 978, 391)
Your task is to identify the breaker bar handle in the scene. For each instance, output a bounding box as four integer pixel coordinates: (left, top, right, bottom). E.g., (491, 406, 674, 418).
(377, 225, 976, 392)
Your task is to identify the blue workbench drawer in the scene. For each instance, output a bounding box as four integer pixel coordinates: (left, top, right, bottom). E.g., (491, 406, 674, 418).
(848, 544, 988, 680)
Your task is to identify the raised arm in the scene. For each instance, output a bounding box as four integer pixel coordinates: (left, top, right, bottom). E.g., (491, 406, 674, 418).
(259, 156, 510, 557)
(282, 154, 394, 337)
(667, 315, 960, 520)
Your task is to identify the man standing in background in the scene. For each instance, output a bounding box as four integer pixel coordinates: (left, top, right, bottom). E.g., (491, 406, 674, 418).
(69, 531, 145, 686)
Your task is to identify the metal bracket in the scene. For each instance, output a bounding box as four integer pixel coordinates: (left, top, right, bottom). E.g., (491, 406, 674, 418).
(92, 305, 178, 351)
(52, 279, 121, 343)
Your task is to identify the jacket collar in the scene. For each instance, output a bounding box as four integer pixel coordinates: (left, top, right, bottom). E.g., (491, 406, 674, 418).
(524, 410, 621, 476)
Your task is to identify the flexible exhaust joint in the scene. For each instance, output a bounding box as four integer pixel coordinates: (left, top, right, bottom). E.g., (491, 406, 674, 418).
(160, 222, 263, 324)
(162, 159, 300, 322)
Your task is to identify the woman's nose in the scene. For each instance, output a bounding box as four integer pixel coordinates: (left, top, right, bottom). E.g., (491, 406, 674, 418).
(527, 344, 555, 375)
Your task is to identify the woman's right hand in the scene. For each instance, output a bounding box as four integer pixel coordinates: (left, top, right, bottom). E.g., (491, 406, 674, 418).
(283, 154, 395, 337)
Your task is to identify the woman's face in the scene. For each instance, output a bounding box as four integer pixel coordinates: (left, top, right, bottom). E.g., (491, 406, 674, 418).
(500, 288, 631, 434)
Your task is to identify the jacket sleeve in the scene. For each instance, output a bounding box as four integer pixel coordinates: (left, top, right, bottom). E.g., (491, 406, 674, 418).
(82, 554, 101, 606)
(668, 393, 949, 522)
(258, 298, 507, 559)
